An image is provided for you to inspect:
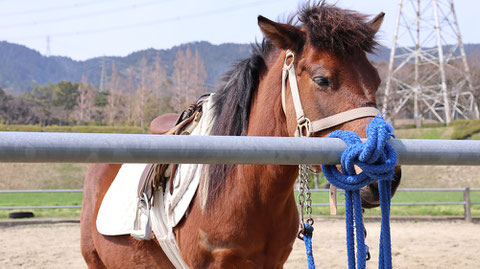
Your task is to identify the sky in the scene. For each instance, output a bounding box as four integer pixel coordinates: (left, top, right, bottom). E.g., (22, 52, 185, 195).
(0, 0, 479, 61)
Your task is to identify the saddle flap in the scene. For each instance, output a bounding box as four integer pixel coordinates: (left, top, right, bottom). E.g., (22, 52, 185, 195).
(96, 164, 148, 236)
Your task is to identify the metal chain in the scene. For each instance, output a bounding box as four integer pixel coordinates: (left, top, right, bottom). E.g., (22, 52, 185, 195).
(295, 118, 315, 238)
(298, 164, 314, 228)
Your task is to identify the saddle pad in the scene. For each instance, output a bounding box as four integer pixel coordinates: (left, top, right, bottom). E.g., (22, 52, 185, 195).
(165, 96, 215, 227)
(96, 95, 215, 237)
(96, 163, 147, 236)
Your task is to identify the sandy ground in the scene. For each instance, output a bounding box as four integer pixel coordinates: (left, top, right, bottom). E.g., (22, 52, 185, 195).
(0, 219, 479, 268)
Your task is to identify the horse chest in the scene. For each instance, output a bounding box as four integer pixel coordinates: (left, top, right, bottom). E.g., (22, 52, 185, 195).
(178, 196, 299, 268)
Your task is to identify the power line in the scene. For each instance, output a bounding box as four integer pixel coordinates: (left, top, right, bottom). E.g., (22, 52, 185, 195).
(6, 0, 278, 41)
(0, 0, 170, 28)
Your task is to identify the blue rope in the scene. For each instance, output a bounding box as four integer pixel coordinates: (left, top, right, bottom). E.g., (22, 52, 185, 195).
(303, 224, 315, 269)
(320, 116, 397, 269)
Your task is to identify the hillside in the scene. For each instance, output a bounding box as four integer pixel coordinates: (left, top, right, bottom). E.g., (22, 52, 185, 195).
(2, 40, 480, 95)
(0, 41, 251, 95)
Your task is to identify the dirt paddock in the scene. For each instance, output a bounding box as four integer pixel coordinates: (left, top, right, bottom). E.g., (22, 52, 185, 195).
(0, 218, 478, 268)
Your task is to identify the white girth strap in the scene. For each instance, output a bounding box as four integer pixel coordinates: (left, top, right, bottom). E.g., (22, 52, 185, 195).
(281, 49, 380, 137)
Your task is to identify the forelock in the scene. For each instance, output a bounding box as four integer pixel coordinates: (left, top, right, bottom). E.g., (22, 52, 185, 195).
(298, 2, 378, 56)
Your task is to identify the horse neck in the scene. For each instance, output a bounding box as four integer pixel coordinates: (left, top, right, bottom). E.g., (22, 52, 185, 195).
(239, 53, 299, 204)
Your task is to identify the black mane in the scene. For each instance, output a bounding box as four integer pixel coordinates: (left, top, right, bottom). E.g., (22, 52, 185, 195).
(206, 40, 274, 202)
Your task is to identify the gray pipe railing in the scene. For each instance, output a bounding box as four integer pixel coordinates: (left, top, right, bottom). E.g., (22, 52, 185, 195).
(1, 132, 480, 165)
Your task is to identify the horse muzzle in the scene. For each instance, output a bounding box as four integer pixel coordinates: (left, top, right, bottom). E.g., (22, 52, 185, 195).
(360, 165, 402, 209)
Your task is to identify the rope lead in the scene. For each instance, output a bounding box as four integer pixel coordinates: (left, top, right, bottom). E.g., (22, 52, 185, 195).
(320, 116, 397, 269)
(302, 224, 315, 269)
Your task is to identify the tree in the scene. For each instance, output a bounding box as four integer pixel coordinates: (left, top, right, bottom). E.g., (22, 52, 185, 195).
(105, 62, 126, 125)
(152, 52, 169, 97)
(53, 81, 79, 123)
(172, 47, 188, 109)
(0, 87, 40, 124)
(171, 46, 208, 110)
(73, 75, 97, 122)
(133, 56, 167, 128)
(192, 48, 208, 97)
(3, 97, 40, 124)
(53, 81, 79, 110)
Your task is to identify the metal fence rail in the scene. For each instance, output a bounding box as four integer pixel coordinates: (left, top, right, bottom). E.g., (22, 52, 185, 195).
(0, 205, 81, 210)
(1, 188, 478, 220)
(311, 187, 479, 221)
(0, 189, 82, 193)
(1, 132, 480, 165)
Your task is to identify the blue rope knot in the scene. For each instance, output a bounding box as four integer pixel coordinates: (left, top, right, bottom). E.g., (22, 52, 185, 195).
(320, 116, 397, 269)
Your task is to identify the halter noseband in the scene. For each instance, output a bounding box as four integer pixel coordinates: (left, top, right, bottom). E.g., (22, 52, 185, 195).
(281, 49, 380, 137)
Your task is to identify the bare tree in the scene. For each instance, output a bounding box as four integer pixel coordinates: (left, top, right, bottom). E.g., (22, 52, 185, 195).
(192, 48, 208, 98)
(73, 75, 96, 122)
(172, 47, 188, 109)
(105, 62, 125, 125)
(171, 46, 208, 111)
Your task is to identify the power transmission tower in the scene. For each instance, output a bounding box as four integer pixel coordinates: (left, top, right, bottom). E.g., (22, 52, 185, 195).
(46, 35, 51, 57)
(99, 56, 107, 92)
(382, 0, 479, 127)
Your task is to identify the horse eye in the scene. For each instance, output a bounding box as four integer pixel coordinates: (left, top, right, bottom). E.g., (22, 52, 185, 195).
(313, 76, 331, 87)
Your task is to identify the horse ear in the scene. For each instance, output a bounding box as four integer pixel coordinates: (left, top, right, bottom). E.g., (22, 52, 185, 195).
(369, 12, 385, 34)
(258, 15, 305, 52)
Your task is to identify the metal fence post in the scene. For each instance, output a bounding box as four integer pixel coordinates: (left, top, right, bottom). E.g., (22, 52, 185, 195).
(464, 187, 472, 222)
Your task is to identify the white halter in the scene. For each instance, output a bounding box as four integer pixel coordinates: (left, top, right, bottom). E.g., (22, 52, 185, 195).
(281, 49, 380, 137)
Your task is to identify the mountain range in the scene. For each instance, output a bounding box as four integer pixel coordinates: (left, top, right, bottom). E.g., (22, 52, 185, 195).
(1, 40, 480, 95)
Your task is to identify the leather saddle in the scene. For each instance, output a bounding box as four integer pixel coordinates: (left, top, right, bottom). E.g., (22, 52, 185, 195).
(137, 94, 211, 206)
(132, 94, 210, 240)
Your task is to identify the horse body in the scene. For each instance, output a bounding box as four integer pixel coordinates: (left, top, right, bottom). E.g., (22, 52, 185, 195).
(81, 3, 401, 268)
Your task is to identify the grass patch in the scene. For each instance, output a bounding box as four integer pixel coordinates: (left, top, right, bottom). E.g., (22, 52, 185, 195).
(451, 119, 480, 139)
(0, 163, 88, 189)
(0, 192, 83, 206)
(394, 126, 453, 139)
(0, 192, 82, 219)
(0, 124, 148, 134)
(1, 190, 479, 219)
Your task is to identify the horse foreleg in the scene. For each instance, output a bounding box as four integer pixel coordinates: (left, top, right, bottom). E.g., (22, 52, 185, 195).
(80, 164, 121, 268)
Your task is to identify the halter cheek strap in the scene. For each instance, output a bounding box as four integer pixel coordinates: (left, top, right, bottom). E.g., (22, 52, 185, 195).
(281, 49, 380, 137)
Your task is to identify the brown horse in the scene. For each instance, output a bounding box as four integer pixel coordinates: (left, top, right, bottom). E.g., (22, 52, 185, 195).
(81, 3, 401, 268)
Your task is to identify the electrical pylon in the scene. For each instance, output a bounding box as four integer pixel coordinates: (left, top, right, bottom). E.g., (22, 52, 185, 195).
(99, 56, 107, 92)
(382, 0, 479, 127)
(45, 36, 51, 57)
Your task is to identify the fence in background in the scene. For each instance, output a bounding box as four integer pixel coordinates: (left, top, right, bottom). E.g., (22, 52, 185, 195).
(311, 187, 480, 222)
(0, 189, 82, 210)
(1, 188, 478, 221)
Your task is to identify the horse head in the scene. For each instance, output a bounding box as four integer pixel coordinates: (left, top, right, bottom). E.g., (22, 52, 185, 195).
(257, 3, 401, 208)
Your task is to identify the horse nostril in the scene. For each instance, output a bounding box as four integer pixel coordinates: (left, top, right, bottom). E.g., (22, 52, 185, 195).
(363, 102, 377, 109)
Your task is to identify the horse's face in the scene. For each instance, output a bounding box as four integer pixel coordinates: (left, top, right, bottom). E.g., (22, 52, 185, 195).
(258, 11, 401, 207)
(288, 45, 380, 136)
(258, 13, 385, 137)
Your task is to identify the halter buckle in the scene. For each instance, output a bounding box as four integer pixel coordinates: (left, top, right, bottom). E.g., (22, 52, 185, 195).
(283, 50, 295, 70)
(296, 117, 311, 137)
